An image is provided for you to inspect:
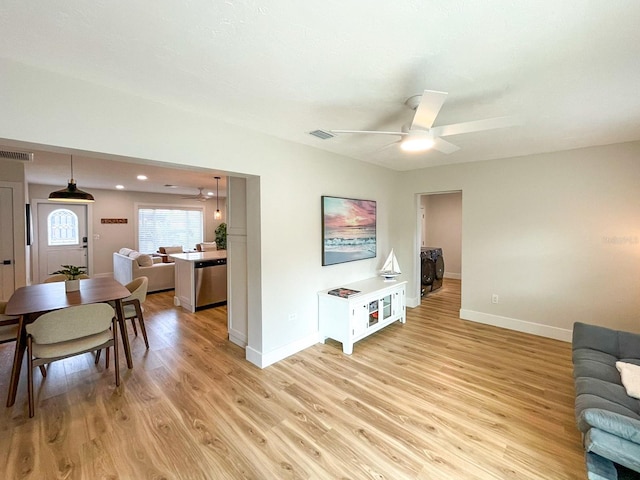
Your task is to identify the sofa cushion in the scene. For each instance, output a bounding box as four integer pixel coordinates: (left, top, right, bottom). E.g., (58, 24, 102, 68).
(119, 247, 135, 256)
(136, 254, 154, 267)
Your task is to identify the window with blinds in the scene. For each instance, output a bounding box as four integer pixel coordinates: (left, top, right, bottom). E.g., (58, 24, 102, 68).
(137, 206, 203, 253)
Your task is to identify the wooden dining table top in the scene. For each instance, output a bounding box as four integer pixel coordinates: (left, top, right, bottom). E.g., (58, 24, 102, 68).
(5, 277, 131, 316)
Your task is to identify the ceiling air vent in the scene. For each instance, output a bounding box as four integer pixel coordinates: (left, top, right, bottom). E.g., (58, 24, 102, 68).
(0, 150, 34, 162)
(308, 129, 335, 140)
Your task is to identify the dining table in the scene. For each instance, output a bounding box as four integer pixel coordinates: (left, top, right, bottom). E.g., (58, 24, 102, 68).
(4, 277, 133, 407)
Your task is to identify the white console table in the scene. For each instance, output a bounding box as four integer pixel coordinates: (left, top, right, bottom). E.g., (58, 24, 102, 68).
(318, 277, 406, 354)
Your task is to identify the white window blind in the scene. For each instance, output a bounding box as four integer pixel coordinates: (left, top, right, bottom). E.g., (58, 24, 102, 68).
(138, 207, 203, 253)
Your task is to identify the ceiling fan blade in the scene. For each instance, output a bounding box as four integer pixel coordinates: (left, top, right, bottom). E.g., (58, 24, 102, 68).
(330, 129, 405, 136)
(431, 116, 520, 138)
(410, 90, 448, 130)
(432, 137, 460, 154)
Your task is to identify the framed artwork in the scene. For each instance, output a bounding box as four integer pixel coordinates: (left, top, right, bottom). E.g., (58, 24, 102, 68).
(322, 196, 376, 266)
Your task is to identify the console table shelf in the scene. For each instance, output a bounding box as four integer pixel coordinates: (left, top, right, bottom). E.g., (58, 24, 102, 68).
(318, 277, 406, 354)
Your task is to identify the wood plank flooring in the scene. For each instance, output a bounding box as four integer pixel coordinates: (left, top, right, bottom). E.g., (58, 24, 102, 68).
(0, 279, 586, 479)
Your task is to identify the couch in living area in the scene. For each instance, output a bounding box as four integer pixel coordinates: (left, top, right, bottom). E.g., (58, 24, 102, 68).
(572, 322, 640, 480)
(113, 248, 175, 293)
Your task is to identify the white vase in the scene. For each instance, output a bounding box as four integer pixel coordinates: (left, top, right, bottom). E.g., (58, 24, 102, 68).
(65, 279, 80, 292)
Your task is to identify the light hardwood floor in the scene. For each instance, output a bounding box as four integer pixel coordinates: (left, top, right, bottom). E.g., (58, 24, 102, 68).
(0, 279, 586, 479)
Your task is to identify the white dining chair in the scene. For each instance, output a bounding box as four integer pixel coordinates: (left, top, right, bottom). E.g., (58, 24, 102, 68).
(25, 303, 119, 417)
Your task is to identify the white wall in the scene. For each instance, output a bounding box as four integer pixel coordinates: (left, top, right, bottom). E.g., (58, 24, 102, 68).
(3, 58, 639, 356)
(0, 58, 394, 366)
(394, 141, 640, 339)
(421, 192, 462, 278)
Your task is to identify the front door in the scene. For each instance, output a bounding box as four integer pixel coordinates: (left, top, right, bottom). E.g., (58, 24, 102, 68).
(37, 203, 88, 283)
(0, 187, 15, 299)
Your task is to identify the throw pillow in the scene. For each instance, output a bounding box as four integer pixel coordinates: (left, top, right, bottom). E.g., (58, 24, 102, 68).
(616, 361, 640, 400)
(128, 251, 141, 260)
(119, 247, 134, 256)
(136, 254, 153, 267)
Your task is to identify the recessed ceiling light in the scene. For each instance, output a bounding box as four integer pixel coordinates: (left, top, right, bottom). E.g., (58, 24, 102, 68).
(115, 185, 125, 189)
(137, 175, 148, 180)
(207, 191, 214, 196)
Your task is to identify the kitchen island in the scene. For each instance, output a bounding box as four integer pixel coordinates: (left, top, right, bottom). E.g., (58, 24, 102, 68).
(170, 250, 227, 312)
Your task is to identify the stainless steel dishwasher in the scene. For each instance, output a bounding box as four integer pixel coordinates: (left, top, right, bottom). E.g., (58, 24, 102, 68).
(194, 257, 227, 309)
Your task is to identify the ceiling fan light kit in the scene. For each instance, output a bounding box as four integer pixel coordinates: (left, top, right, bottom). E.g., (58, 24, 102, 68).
(400, 131, 435, 152)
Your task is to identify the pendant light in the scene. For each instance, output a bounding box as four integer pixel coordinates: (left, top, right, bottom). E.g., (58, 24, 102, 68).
(49, 155, 95, 203)
(214, 176, 222, 220)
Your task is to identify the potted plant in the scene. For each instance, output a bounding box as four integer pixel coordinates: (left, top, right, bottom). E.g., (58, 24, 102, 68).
(52, 264, 87, 292)
(215, 222, 227, 250)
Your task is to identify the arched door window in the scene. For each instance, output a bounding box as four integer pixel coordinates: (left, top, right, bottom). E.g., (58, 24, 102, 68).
(47, 208, 79, 246)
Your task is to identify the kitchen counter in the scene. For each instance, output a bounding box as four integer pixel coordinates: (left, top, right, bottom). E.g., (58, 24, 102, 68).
(169, 250, 227, 262)
(171, 250, 227, 312)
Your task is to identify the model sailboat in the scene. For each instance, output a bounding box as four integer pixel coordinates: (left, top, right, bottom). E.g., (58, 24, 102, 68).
(380, 249, 401, 281)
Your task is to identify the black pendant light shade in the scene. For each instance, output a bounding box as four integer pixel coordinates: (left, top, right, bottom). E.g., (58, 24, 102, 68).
(49, 156, 95, 203)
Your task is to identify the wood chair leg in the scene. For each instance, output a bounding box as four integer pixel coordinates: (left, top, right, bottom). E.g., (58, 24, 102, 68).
(95, 349, 102, 364)
(130, 318, 138, 336)
(106, 346, 110, 369)
(133, 301, 149, 349)
(27, 337, 35, 418)
(38, 365, 47, 378)
(112, 319, 120, 387)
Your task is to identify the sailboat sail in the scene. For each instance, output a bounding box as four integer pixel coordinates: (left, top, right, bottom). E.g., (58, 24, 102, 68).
(380, 249, 401, 280)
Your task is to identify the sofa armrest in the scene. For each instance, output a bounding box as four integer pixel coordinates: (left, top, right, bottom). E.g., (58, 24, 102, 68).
(113, 253, 134, 286)
(573, 322, 621, 356)
(581, 408, 640, 444)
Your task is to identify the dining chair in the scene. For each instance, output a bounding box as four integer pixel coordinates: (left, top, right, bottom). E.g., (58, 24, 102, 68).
(0, 301, 19, 344)
(25, 303, 119, 417)
(119, 276, 150, 349)
(1, 302, 48, 378)
(43, 273, 90, 283)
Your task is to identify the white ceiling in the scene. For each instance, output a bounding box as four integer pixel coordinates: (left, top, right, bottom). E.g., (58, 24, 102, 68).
(1, 1, 640, 175)
(15, 148, 229, 197)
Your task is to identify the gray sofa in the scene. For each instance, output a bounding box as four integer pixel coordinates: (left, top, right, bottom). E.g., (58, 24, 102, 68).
(572, 322, 640, 480)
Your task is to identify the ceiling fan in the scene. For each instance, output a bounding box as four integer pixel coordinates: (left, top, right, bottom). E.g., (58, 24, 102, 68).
(330, 90, 518, 154)
(181, 187, 212, 202)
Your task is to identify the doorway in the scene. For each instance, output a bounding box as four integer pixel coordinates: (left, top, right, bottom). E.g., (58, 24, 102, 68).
(36, 203, 88, 283)
(0, 186, 15, 299)
(418, 191, 462, 299)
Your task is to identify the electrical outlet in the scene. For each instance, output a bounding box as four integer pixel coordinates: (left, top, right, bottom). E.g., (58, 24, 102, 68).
(491, 294, 499, 304)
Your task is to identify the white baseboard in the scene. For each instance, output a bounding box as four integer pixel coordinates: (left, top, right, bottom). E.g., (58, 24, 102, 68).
(228, 329, 247, 348)
(444, 272, 461, 280)
(459, 309, 572, 342)
(245, 332, 321, 368)
(406, 295, 420, 308)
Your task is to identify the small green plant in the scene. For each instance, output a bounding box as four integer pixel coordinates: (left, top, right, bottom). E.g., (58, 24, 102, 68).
(215, 222, 227, 250)
(52, 265, 87, 280)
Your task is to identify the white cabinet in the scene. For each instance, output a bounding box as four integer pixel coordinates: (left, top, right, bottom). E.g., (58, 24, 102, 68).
(318, 277, 406, 354)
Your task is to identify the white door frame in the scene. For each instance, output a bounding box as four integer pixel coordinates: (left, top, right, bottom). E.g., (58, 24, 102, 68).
(31, 198, 94, 283)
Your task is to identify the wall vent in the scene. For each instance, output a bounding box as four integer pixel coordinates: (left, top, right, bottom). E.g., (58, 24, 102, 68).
(0, 150, 34, 162)
(308, 129, 335, 140)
